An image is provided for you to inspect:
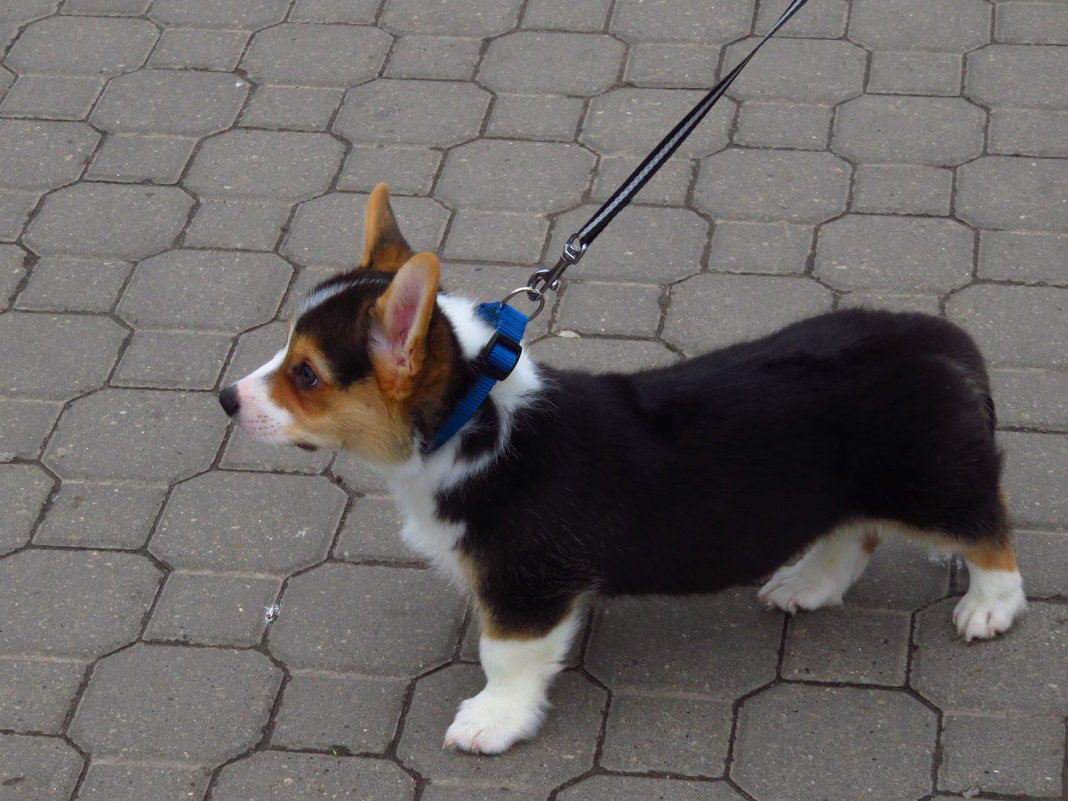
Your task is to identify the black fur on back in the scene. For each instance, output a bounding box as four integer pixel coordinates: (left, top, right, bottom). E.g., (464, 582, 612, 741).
(435, 309, 1004, 634)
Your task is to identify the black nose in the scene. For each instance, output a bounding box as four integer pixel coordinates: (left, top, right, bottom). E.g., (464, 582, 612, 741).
(219, 384, 240, 417)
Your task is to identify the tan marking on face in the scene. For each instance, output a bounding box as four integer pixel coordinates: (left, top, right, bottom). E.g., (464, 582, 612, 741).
(964, 539, 1019, 572)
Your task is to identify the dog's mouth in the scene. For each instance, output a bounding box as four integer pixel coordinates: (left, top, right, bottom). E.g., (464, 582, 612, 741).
(294, 441, 318, 452)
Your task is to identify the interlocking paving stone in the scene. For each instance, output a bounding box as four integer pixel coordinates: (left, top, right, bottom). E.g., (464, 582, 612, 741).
(0, 244, 24, 307)
(999, 431, 1068, 529)
(0, 311, 126, 400)
(844, 538, 951, 611)
(437, 139, 595, 212)
(5, 15, 158, 76)
(734, 101, 832, 151)
(118, 249, 291, 332)
(148, 0, 289, 28)
(755, 0, 848, 37)
(582, 87, 733, 157)
(271, 672, 408, 753)
(939, 713, 1065, 797)
(914, 599, 1068, 714)
(422, 787, 543, 801)
(990, 108, 1068, 158)
(283, 193, 449, 268)
(45, 389, 227, 482)
(242, 23, 392, 88)
(338, 146, 442, 195)
(723, 38, 867, 104)
(25, 183, 193, 259)
(733, 685, 936, 801)
(0, 0, 57, 23)
(329, 450, 388, 495)
(112, 329, 232, 390)
(0, 550, 160, 658)
(0, 398, 61, 461)
(662, 274, 832, 354)
(559, 776, 745, 801)
(76, 762, 212, 801)
(335, 79, 490, 147)
(556, 281, 662, 337)
(69, 644, 282, 761)
(1013, 530, 1068, 599)
(838, 292, 943, 316)
(992, 368, 1068, 432)
(0, 190, 41, 242)
(694, 149, 850, 223)
(0, 119, 99, 191)
(782, 608, 911, 685)
(442, 209, 548, 264)
(399, 666, 605, 788)
(547, 203, 708, 283)
(144, 572, 281, 646)
(600, 694, 733, 776)
(586, 590, 781, 697)
(967, 45, 1068, 110)
(522, 0, 612, 31)
(151, 471, 345, 573)
(624, 43, 721, 89)
(148, 28, 251, 71)
(185, 130, 345, 202)
(814, 216, 974, 293)
(15, 257, 130, 313)
(849, 0, 991, 52)
(531, 335, 679, 372)
(291, 0, 380, 23)
(479, 32, 624, 96)
(708, 221, 811, 275)
(219, 426, 335, 475)
(334, 496, 417, 563)
(0, 658, 85, 734)
(591, 154, 693, 207)
(62, 0, 149, 12)
(851, 164, 953, 216)
(220, 320, 289, 386)
(379, 0, 521, 36)
(239, 85, 343, 132)
(485, 93, 584, 141)
(91, 70, 249, 136)
(611, 0, 752, 44)
(33, 481, 167, 550)
(833, 96, 985, 166)
(211, 751, 414, 801)
(946, 285, 1068, 368)
(85, 133, 197, 184)
(0, 463, 52, 555)
(0, 734, 83, 801)
(867, 51, 963, 97)
(269, 563, 464, 673)
(0, 74, 102, 120)
(184, 200, 291, 251)
(387, 36, 483, 80)
(996, 1, 1068, 45)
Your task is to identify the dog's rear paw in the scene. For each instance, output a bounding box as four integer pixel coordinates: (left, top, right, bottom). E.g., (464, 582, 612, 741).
(953, 572, 1027, 642)
(758, 562, 846, 614)
(443, 691, 543, 755)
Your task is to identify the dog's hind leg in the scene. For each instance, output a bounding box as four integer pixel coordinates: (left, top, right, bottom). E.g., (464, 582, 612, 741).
(758, 523, 880, 614)
(953, 536, 1026, 641)
(444, 602, 582, 754)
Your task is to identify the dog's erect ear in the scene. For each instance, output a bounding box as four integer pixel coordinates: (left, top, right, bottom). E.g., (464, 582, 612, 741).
(371, 252, 440, 399)
(360, 183, 413, 273)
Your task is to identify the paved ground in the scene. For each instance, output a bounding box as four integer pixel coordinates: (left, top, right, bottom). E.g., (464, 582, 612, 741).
(1, 0, 1066, 799)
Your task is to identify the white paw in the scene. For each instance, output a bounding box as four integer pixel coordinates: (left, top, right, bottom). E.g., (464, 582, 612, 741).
(442, 690, 543, 755)
(758, 561, 847, 614)
(953, 571, 1027, 641)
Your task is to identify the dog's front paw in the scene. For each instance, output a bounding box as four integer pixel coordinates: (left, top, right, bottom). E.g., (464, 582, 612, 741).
(953, 573, 1027, 642)
(758, 562, 845, 614)
(443, 690, 543, 755)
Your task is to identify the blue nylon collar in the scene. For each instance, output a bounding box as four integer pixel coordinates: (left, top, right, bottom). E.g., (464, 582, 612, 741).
(430, 301, 528, 452)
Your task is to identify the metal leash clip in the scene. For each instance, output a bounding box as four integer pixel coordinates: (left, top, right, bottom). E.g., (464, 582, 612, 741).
(497, 234, 588, 321)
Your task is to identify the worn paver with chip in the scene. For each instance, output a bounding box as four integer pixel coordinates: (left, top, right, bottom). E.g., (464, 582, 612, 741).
(0, 1, 1065, 799)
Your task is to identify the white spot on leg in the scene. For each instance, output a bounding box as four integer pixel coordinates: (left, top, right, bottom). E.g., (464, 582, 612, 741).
(759, 525, 875, 613)
(443, 611, 580, 754)
(954, 564, 1026, 641)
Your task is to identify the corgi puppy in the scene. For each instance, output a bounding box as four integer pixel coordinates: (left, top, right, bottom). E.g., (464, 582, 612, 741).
(220, 184, 1026, 754)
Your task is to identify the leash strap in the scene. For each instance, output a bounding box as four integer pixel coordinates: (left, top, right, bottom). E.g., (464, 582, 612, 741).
(528, 0, 812, 297)
(430, 301, 528, 451)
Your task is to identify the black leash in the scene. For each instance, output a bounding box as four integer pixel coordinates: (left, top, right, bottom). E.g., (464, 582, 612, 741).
(517, 0, 812, 314)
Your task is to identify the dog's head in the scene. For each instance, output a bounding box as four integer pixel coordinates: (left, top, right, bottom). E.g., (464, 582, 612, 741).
(219, 184, 458, 464)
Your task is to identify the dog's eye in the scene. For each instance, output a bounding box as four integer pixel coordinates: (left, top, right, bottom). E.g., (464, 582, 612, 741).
(293, 362, 319, 390)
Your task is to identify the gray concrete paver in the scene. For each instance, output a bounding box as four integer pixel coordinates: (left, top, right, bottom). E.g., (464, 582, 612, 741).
(0, 0, 1065, 798)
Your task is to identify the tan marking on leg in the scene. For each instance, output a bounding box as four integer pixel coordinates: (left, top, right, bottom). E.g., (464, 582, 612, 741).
(964, 539, 1018, 572)
(862, 531, 880, 555)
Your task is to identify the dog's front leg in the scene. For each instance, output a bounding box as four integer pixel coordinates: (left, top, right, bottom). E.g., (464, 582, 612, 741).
(444, 606, 581, 754)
